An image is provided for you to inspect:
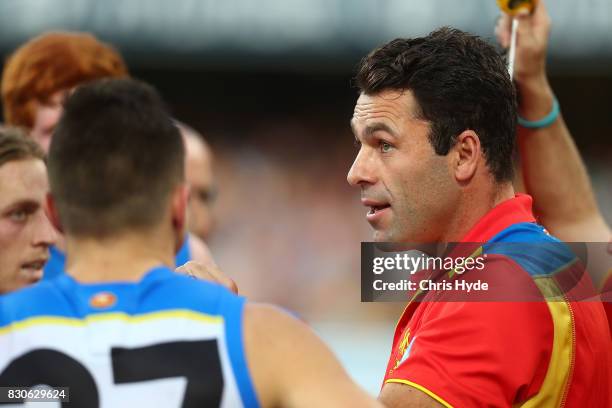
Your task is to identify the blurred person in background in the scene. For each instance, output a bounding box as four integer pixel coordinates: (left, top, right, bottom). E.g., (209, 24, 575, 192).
(1, 32, 128, 152)
(0, 128, 55, 293)
(178, 121, 217, 241)
(0, 78, 381, 408)
(348, 27, 610, 407)
(495, 1, 611, 331)
(0, 31, 213, 279)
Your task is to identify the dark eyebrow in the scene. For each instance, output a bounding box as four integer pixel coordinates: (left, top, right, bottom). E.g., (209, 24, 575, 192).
(351, 121, 398, 143)
(364, 122, 397, 138)
(1, 200, 40, 215)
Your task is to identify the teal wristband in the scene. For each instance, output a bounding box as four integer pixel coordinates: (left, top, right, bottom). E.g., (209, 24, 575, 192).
(517, 96, 560, 129)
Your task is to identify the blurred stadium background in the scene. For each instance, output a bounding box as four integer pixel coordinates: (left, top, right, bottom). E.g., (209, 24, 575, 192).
(1, 0, 610, 394)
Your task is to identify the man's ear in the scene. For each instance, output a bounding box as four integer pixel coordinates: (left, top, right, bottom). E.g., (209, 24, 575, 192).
(171, 183, 189, 238)
(44, 193, 64, 234)
(452, 130, 481, 183)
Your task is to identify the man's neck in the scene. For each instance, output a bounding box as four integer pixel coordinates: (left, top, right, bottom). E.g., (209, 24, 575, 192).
(65, 231, 176, 283)
(441, 181, 515, 242)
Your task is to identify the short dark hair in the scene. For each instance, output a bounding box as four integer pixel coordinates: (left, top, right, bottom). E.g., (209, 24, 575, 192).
(356, 27, 516, 182)
(48, 78, 184, 237)
(0, 127, 45, 168)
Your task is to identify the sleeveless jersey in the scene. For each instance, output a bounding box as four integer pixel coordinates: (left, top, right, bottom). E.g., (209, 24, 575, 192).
(0, 266, 259, 408)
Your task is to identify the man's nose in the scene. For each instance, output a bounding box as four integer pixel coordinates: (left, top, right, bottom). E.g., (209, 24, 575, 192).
(32, 211, 57, 248)
(347, 148, 377, 187)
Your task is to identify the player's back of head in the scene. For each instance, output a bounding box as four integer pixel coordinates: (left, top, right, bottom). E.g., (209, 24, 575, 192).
(48, 78, 185, 238)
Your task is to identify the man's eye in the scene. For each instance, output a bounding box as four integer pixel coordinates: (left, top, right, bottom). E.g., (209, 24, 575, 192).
(194, 188, 217, 204)
(9, 210, 28, 222)
(380, 141, 393, 153)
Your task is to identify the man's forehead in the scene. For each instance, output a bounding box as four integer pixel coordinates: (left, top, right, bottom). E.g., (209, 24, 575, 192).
(0, 187, 43, 211)
(0, 160, 47, 206)
(0, 158, 46, 179)
(351, 89, 421, 131)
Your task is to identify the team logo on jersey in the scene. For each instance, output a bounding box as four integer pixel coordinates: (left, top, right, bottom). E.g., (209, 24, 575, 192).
(394, 328, 416, 369)
(89, 292, 117, 309)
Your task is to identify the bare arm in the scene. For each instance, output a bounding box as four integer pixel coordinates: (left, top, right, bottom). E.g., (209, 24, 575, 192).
(181, 266, 469, 406)
(495, 0, 610, 241)
(244, 303, 382, 408)
(181, 266, 445, 407)
(379, 383, 446, 408)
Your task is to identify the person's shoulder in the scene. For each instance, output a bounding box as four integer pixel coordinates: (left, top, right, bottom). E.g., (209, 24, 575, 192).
(0, 280, 70, 328)
(152, 269, 237, 298)
(489, 221, 559, 244)
(1, 280, 62, 310)
(139, 268, 243, 317)
(241, 303, 343, 370)
(242, 303, 318, 362)
(485, 221, 578, 278)
(243, 303, 301, 334)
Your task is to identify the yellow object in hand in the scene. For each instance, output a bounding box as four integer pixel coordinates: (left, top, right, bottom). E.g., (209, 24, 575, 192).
(496, 0, 537, 16)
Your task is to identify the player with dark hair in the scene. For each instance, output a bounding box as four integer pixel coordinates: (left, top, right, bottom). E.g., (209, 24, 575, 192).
(0, 128, 56, 293)
(349, 28, 611, 407)
(0, 78, 380, 408)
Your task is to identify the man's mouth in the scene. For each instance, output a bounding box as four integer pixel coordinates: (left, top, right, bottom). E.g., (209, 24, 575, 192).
(20, 259, 47, 281)
(362, 198, 391, 223)
(368, 204, 391, 215)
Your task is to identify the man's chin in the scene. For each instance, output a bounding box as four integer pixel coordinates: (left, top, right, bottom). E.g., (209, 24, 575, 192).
(373, 230, 391, 242)
(373, 228, 425, 244)
(20, 268, 44, 286)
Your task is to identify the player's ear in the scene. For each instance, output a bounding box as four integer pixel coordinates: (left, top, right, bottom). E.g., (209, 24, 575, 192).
(451, 130, 480, 183)
(44, 193, 64, 233)
(170, 183, 189, 237)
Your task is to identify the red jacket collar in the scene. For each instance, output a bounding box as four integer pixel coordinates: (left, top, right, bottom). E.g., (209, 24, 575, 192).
(460, 194, 536, 242)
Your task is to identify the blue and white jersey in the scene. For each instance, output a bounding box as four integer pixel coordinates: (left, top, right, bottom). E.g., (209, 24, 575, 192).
(0, 266, 259, 408)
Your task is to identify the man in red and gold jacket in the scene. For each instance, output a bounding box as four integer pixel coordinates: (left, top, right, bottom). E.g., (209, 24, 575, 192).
(349, 26, 611, 407)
